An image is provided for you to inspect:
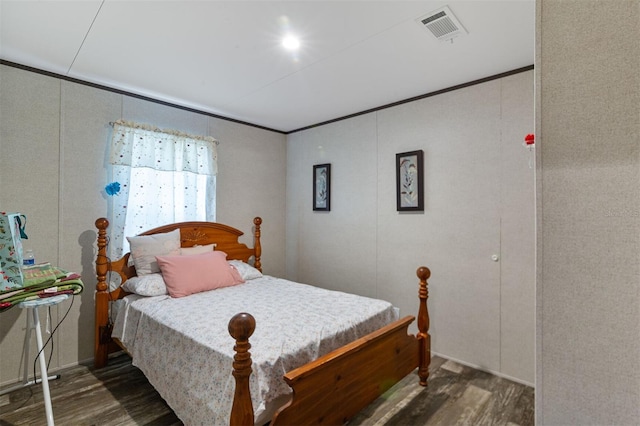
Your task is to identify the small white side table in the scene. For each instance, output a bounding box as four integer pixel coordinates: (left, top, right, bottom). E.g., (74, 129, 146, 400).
(0, 294, 70, 426)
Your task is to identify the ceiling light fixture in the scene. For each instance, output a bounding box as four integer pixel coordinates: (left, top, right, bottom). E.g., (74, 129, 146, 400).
(282, 34, 300, 50)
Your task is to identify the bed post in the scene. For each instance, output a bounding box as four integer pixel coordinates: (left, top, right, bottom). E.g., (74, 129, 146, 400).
(228, 312, 256, 426)
(417, 266, 431, 386)
(253, 217, 262, 272)
(95, 218, 110, 368)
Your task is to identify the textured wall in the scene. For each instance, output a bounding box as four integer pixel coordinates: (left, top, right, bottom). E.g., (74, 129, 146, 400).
(0, 65, 287, 385)
(536, 0, 640, 423)
(286, 71, 535, 384)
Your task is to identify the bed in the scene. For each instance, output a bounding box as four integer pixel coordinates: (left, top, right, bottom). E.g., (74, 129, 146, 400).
(94, 217, 431, 425)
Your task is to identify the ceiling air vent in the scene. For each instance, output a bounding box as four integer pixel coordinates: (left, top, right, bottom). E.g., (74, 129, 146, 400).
(417, 6, 468, 42)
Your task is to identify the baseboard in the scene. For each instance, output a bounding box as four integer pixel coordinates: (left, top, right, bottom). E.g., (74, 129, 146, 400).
(0, 356, 96, 389)
(431, 351, 535, 388)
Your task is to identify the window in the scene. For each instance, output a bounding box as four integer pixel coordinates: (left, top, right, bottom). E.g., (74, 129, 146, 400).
(107, 120, 218, 259)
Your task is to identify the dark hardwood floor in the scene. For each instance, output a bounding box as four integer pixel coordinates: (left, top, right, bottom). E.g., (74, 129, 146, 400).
(0, 353, 533, 426)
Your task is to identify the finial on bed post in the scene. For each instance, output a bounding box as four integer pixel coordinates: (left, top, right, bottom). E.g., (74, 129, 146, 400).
(229, 312, 256, 426)
(416, 266, 431, 386)
(253, 217, 262, 272)
(95, 218, 110, 368)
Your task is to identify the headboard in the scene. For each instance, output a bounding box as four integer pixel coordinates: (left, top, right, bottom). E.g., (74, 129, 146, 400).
(94, 216, 262, 367)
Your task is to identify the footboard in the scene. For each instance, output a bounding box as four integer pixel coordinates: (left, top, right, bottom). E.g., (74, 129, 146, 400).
(228, 266, 431, 426)
(272, 315, 421, 425)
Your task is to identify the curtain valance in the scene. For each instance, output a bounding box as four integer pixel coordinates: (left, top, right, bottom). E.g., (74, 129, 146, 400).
(109, 120, 218, 176)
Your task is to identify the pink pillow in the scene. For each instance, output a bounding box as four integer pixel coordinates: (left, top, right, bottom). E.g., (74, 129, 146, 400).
(155, 251, 244, 298)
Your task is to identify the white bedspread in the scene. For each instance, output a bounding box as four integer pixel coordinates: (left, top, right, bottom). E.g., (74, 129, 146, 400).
(112, 275, 399, 425)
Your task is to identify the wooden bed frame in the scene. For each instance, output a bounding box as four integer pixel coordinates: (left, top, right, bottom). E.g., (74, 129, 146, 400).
(94, 216, 263, 368)
(94, 217, 431, 426)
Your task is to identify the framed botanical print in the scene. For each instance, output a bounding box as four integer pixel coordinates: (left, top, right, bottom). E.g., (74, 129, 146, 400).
(396, 150, 424, 211)
(313, 163, 331, 211)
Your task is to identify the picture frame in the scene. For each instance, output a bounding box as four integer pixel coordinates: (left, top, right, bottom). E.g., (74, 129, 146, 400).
(313, 163, 331, 211)
(396, 150, 424, 211)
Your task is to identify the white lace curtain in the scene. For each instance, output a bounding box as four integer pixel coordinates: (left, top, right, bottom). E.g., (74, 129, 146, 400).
(108, 120, 218, 258)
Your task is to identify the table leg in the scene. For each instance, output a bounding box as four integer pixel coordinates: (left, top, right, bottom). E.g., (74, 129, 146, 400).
(32, 307, 55, 426)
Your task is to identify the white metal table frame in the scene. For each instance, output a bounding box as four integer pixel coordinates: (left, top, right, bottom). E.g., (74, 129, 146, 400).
(0, 294, 70, 426)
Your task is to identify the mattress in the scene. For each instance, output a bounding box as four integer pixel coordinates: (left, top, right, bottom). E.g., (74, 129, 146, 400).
(112, 275, 399, 425)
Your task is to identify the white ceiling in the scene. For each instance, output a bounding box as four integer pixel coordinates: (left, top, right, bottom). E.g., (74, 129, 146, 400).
(0, 1, 535, 133)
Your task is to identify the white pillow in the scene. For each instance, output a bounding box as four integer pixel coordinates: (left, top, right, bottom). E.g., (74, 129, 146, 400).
(122, 273, 168, 297)
(180, 243, 216, 255)
(228, 260, 263, 280)
(126, 229, 181, 275)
